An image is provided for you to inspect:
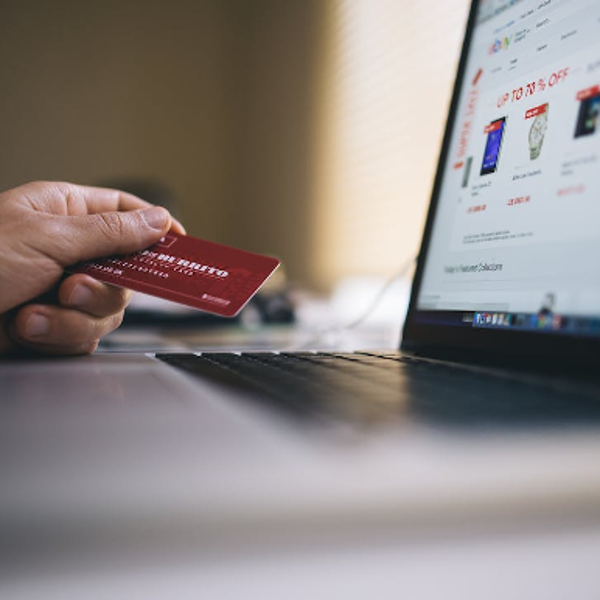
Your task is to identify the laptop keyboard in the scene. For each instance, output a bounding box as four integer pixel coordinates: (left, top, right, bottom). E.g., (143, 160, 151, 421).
(156, 351, 600, 427)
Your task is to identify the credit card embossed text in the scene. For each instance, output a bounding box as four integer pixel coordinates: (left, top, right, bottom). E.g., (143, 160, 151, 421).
(70, 233, 280, 317)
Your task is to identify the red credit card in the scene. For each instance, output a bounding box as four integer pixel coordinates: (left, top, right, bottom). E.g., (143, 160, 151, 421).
(69, 232, 280, 317)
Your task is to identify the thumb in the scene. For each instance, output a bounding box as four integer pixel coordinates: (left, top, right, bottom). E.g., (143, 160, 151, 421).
(50, 206, 172, 266)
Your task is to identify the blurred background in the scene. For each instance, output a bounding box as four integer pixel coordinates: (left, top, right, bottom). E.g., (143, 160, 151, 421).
(0, 0, 469, 293)
(4, 6, 600, 598)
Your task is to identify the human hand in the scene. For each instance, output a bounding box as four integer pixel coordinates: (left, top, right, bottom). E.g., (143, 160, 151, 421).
(0, 181, 185, 356)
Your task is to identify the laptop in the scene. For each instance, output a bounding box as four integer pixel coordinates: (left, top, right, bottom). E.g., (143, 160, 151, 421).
(155, 0, 600, 423)
(2, 0, 600, 587)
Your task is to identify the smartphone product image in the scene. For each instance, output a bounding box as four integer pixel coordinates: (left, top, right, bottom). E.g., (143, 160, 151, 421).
(574, 92, 600, 138)
(480, 117, 507, 175)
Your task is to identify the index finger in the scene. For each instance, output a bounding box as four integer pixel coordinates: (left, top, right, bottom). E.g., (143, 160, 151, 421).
(59, 274, 132, 318)
(14, 181, 186, 234)
(66, 184, 187, 234)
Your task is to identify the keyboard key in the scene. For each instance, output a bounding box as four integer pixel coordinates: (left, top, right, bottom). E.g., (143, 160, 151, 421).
(156, 352, 600, 428)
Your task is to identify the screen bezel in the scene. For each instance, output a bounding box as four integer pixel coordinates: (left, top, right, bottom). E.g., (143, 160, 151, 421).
(401, 0, 600, 369)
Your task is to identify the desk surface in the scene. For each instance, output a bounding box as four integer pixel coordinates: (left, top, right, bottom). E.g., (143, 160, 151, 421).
(1, 320, 599, 600)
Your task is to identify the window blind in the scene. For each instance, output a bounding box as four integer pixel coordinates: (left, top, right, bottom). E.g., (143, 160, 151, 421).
(311, 0, 470, 289)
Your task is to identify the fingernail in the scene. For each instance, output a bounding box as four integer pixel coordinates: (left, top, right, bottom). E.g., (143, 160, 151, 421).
(141, 207, 169, 230)
(26, 314, 50, 338)
(172, 217, 187, 235)
(68, 284, 93, 308)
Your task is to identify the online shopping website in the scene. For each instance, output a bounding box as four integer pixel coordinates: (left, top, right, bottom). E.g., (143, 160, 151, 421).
(417, 0, 600, 334)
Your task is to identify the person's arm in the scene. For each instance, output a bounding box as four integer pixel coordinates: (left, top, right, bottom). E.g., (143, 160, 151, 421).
(0, 181, 184, 356)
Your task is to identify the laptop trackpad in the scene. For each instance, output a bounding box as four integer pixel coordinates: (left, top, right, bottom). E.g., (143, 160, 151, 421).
(0, 353, 295, 458)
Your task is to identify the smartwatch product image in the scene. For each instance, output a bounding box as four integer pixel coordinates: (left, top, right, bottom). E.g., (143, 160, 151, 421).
(528, 104, 548, 160)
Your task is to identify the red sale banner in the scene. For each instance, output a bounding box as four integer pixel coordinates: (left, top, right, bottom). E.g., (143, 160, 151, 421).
(525, 103, 548, 119)
(576, 85, 600, 101)
(483, 121, 503, 134)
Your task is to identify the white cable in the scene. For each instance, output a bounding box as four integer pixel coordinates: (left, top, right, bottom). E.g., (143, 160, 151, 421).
(286, 254, 417, 351)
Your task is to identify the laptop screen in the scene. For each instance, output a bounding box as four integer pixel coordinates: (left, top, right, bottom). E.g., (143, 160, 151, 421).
(405, 0, 600, 359)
